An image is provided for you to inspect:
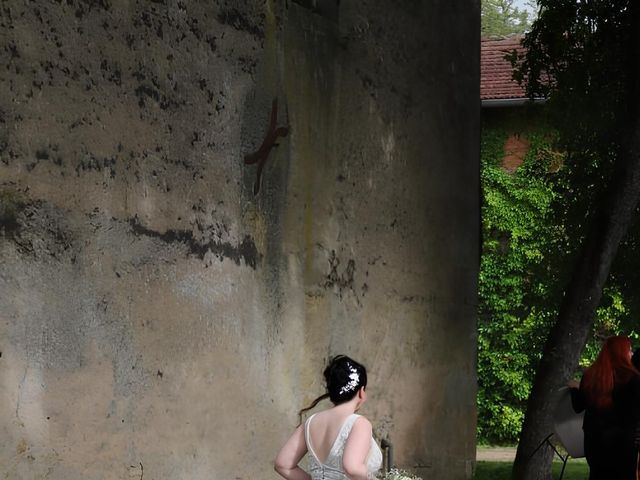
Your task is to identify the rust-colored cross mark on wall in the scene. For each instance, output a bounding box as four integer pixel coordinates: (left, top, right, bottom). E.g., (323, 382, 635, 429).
(244, 98, 289, 195)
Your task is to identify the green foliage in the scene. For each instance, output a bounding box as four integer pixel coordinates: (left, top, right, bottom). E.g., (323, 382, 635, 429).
(510, 0, 640, 371)
(478, 126, 561, 444)
(513, 0, 636, 243)
(475, 461, 588, 480)
(478, 119, 635, 444)
(481, 0, 535, 37)
(480, 2, 640, 445)
(480, 6, 640, 471)
(480, 0, 640, 447)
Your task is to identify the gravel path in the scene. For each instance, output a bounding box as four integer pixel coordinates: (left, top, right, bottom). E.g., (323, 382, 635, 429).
(476, 447, 517, 462)
(476, 447, 587, 463)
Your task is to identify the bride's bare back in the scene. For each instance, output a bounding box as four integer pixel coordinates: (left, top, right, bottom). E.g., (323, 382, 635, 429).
(274, 356, 381, 480)
(304, 407, 382, 480)
(307, 409, 355, 463)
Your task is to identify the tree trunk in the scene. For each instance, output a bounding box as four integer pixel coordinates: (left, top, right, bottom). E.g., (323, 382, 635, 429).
(512, 7, 640, 480)
(511, 200, 638, 479)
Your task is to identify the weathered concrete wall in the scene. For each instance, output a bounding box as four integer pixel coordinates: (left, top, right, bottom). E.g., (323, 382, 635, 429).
(0, 1, 479, 479)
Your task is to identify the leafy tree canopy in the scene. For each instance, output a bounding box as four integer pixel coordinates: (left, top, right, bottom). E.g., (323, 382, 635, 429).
(514, 0, 640, 317)
(479, 0, 640, 446)
(510, 1, 640, 477)
(482, 0, 536, 37)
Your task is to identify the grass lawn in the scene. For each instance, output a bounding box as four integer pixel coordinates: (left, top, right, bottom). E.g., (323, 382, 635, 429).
(475, 461, 589, 480)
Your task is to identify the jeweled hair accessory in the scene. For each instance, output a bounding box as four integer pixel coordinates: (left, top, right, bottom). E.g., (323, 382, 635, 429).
(339, 363, 360, 395)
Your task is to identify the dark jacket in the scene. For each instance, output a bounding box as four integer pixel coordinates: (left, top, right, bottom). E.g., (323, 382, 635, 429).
(571, 374, 640, 480)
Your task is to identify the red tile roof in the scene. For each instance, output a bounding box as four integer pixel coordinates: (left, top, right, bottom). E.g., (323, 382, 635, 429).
(481, 35, 526, 100)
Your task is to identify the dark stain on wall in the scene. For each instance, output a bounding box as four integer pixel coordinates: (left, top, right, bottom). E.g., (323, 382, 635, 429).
(0, 192, 77, 262)
(75, 152, 116, 177)
(216, 7, 265, 40)
(128, 216, 260, 269)
(24, 144, 65, 172)
(71, 0, 111, 20)
(134, 83, 178, 110)
(0, 189, 24, 237)
(291, 0, 340, 22)
(324, 250, 358, 303)
(0, 108, 6, 160)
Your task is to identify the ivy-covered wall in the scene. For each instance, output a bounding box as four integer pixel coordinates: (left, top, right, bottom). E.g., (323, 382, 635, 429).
(479, 106, 558, 444)
(479, 106, 633, 444)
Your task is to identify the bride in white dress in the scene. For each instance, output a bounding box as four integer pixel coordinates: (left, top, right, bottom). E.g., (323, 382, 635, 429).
(275, 355, 383, 480)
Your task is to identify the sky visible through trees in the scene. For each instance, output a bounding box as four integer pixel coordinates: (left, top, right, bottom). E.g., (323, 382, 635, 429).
(482, 0, 537, 37)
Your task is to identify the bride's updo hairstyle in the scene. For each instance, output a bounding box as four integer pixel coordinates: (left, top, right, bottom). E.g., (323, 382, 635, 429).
(298, 355, 367, 423)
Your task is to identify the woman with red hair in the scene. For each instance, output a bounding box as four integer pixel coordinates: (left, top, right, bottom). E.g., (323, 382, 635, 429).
(572, 336, 640, 479)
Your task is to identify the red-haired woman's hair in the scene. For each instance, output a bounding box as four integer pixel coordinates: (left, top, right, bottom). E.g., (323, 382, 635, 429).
(582, 336, 638, 409)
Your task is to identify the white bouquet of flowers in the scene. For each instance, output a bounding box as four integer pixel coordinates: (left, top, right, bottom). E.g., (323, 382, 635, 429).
(376, 468, 423, 480)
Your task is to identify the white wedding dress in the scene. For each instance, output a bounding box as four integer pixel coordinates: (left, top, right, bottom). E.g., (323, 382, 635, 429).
(304, 413, 383, 480)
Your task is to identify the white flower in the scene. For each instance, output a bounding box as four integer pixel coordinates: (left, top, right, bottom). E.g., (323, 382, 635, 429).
(339, 364, 361, 395)
(377, 468, 423, 480)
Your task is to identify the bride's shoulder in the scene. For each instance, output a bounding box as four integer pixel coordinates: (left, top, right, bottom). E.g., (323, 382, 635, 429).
(303, 408, 331, 425)
(351, 415, 372, 432)
(309, 408, 332, 420)
(344, 415, 373, 446)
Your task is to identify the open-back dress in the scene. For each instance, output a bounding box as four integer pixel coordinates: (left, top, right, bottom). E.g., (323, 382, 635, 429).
(304, 413, 382, 480)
